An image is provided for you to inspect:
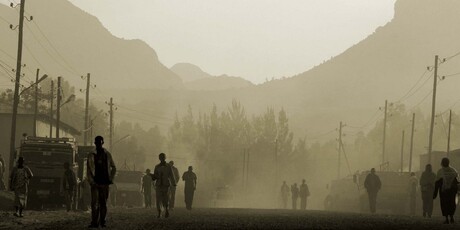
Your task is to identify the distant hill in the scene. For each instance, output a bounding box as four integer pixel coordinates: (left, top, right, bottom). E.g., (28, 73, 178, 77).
(170, 63, 211, 82)
(0, 0, 182, 89)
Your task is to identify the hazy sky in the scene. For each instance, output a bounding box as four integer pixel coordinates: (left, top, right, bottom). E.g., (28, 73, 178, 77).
(8, 0, 397, 83)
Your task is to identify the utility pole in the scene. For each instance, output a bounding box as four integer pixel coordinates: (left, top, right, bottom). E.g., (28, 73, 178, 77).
(400, 130, 405, 172)
(108, 97, 114, 151)
(338, 121, 343, 179)
(89, 114, 93, 143)
(242, 149, 246, 188)
(83, 73, 91, 145)
(409, 113, 415, 172)
(447, 110, 452, 158)
(428, 55, 439, 164)
(246, 149, 249, 189)
(56, 76, 61, 138)
(33, 68, 39, 136)
(49, 80, 54, 138)
(382, 100, 388, 164)
(9, 0, 27, 173)
(275, 139, 278, 184)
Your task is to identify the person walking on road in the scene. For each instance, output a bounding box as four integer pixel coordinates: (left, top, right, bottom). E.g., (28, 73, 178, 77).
(9, 157, 33, 217)
(87, 136, 117, 228)
(62, 162, 77, 212)
(408, 172, 417, 215)
(433, 158, 458, 224)
(169, 161, 180, 210)
(153, 153, 176, 218)
(364, 168, 381, 214)
(420, 164, 436, 218)
(182, 166, 197, 210)
(291, 183, 299, 210)
(280, 181, 289, 209)
(299, 179, 310, 210)
(141, 169, 154, 208)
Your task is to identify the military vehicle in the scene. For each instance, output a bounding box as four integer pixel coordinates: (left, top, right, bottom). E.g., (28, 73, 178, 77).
(326, 170, 419, 214)
(114, 170, 143, 207)
(18, 137, 78, 209)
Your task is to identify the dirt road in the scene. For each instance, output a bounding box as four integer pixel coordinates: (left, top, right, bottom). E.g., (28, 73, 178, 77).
(0, 207, 457, 230)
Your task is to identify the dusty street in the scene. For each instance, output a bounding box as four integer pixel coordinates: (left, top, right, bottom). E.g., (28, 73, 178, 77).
(0, 207, 458, 230)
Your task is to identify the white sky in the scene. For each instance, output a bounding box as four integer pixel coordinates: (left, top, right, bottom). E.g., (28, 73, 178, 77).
(5, 0, 397, 83)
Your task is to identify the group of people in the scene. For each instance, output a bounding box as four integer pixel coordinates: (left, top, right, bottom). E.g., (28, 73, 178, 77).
(363, 157, 458, 224)
(87, 136, 197, 228)
(140, 156, 198, 217)
(280, 179, 310, 210)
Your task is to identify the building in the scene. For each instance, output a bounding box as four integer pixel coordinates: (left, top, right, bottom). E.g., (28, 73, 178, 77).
(0, 113, 80, 181)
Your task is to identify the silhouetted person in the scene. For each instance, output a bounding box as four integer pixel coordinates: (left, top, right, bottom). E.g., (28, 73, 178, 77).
(364, 168, 381, 213)
(408, 172, 417, 215)
(0, 154, 5, 190)
(169, 161, 180, 210)
(299, 179, 310, 210)
(9, 157, 33, 217)
(153, 153, 176, 218)
(62, 162, 77, 212)
(291, 183, 299, 210)
(141, 169, 154, 208)
(420, 164, 436, 217)
(182, 166, 197, 210)
(433, 158, 458, 224)
(87, 136, 117, 228)
(280, 181, 289, 209)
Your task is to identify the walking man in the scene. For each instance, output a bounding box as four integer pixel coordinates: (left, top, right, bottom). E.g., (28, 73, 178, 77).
(364, 168, 381, 214)
(433, 158, 458, 224)
(280, 181, 289, 209)
(169, 161, 180, 210)
(420, 164, 436, 217)
(182, 166, 197, 210)
(153, 153, 176, 218)
(291, 183, 299, 210)
(408, 172, 417, 215)
(299, 179, 310, 210)
(62, 162, 77, 212)
(141, 169, 154, 208)
(9, 157, 33, 217)
(87, 136, 117, 228)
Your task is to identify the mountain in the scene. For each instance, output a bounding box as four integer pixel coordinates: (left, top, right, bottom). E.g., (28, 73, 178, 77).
(171, 63, 253, 90)
(0, 0, 182, 89)
(170, 63, 211, 82)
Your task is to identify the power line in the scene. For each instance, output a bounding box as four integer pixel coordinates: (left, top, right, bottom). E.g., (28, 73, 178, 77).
(396, 69, 431, 102)
(409, 89, 433, 111)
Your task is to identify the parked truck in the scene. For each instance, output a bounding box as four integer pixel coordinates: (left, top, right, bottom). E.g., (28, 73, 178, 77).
(18, 137, 78, 209)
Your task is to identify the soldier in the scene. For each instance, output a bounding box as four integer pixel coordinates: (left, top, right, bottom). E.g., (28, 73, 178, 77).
(62, 162, 77, 212)
(299, 179, 310, 210)
(420, 164, 436, 217)
(9, 157, 33, 217)
(182, 166, 197, 210)
(364, 168, 381, 214)
(87, 136, 117, 228)
(280, 181, 289, 209)
(141, 169, 154, 208)
(408, 172, 417, 215)
(153, 153, 176, 218)
(433, 158, 458, 224)
(291, 183, 299, 210)
(168, 161, 180, 210)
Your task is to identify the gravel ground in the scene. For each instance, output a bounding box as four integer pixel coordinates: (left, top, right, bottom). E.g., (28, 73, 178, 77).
(0, 207, 458, 230)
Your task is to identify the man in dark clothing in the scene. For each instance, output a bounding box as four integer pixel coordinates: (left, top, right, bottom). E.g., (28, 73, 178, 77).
(291, 183, 299, 210)
(153, 153, 176, 218)
(87, 136, 117, 228)
(408, 172, 417, 215)
(168, 161, 180, 210)
(280, 181, 289, 209)
(364, 168, 381, 214)
(433, 158, 458, 224)
(182, 166, 197, 210)
(141, 169, 154, 208)
(420, 164, 436, 217)
(299, 179, 310, 210)
(62, 162, 77, 212)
